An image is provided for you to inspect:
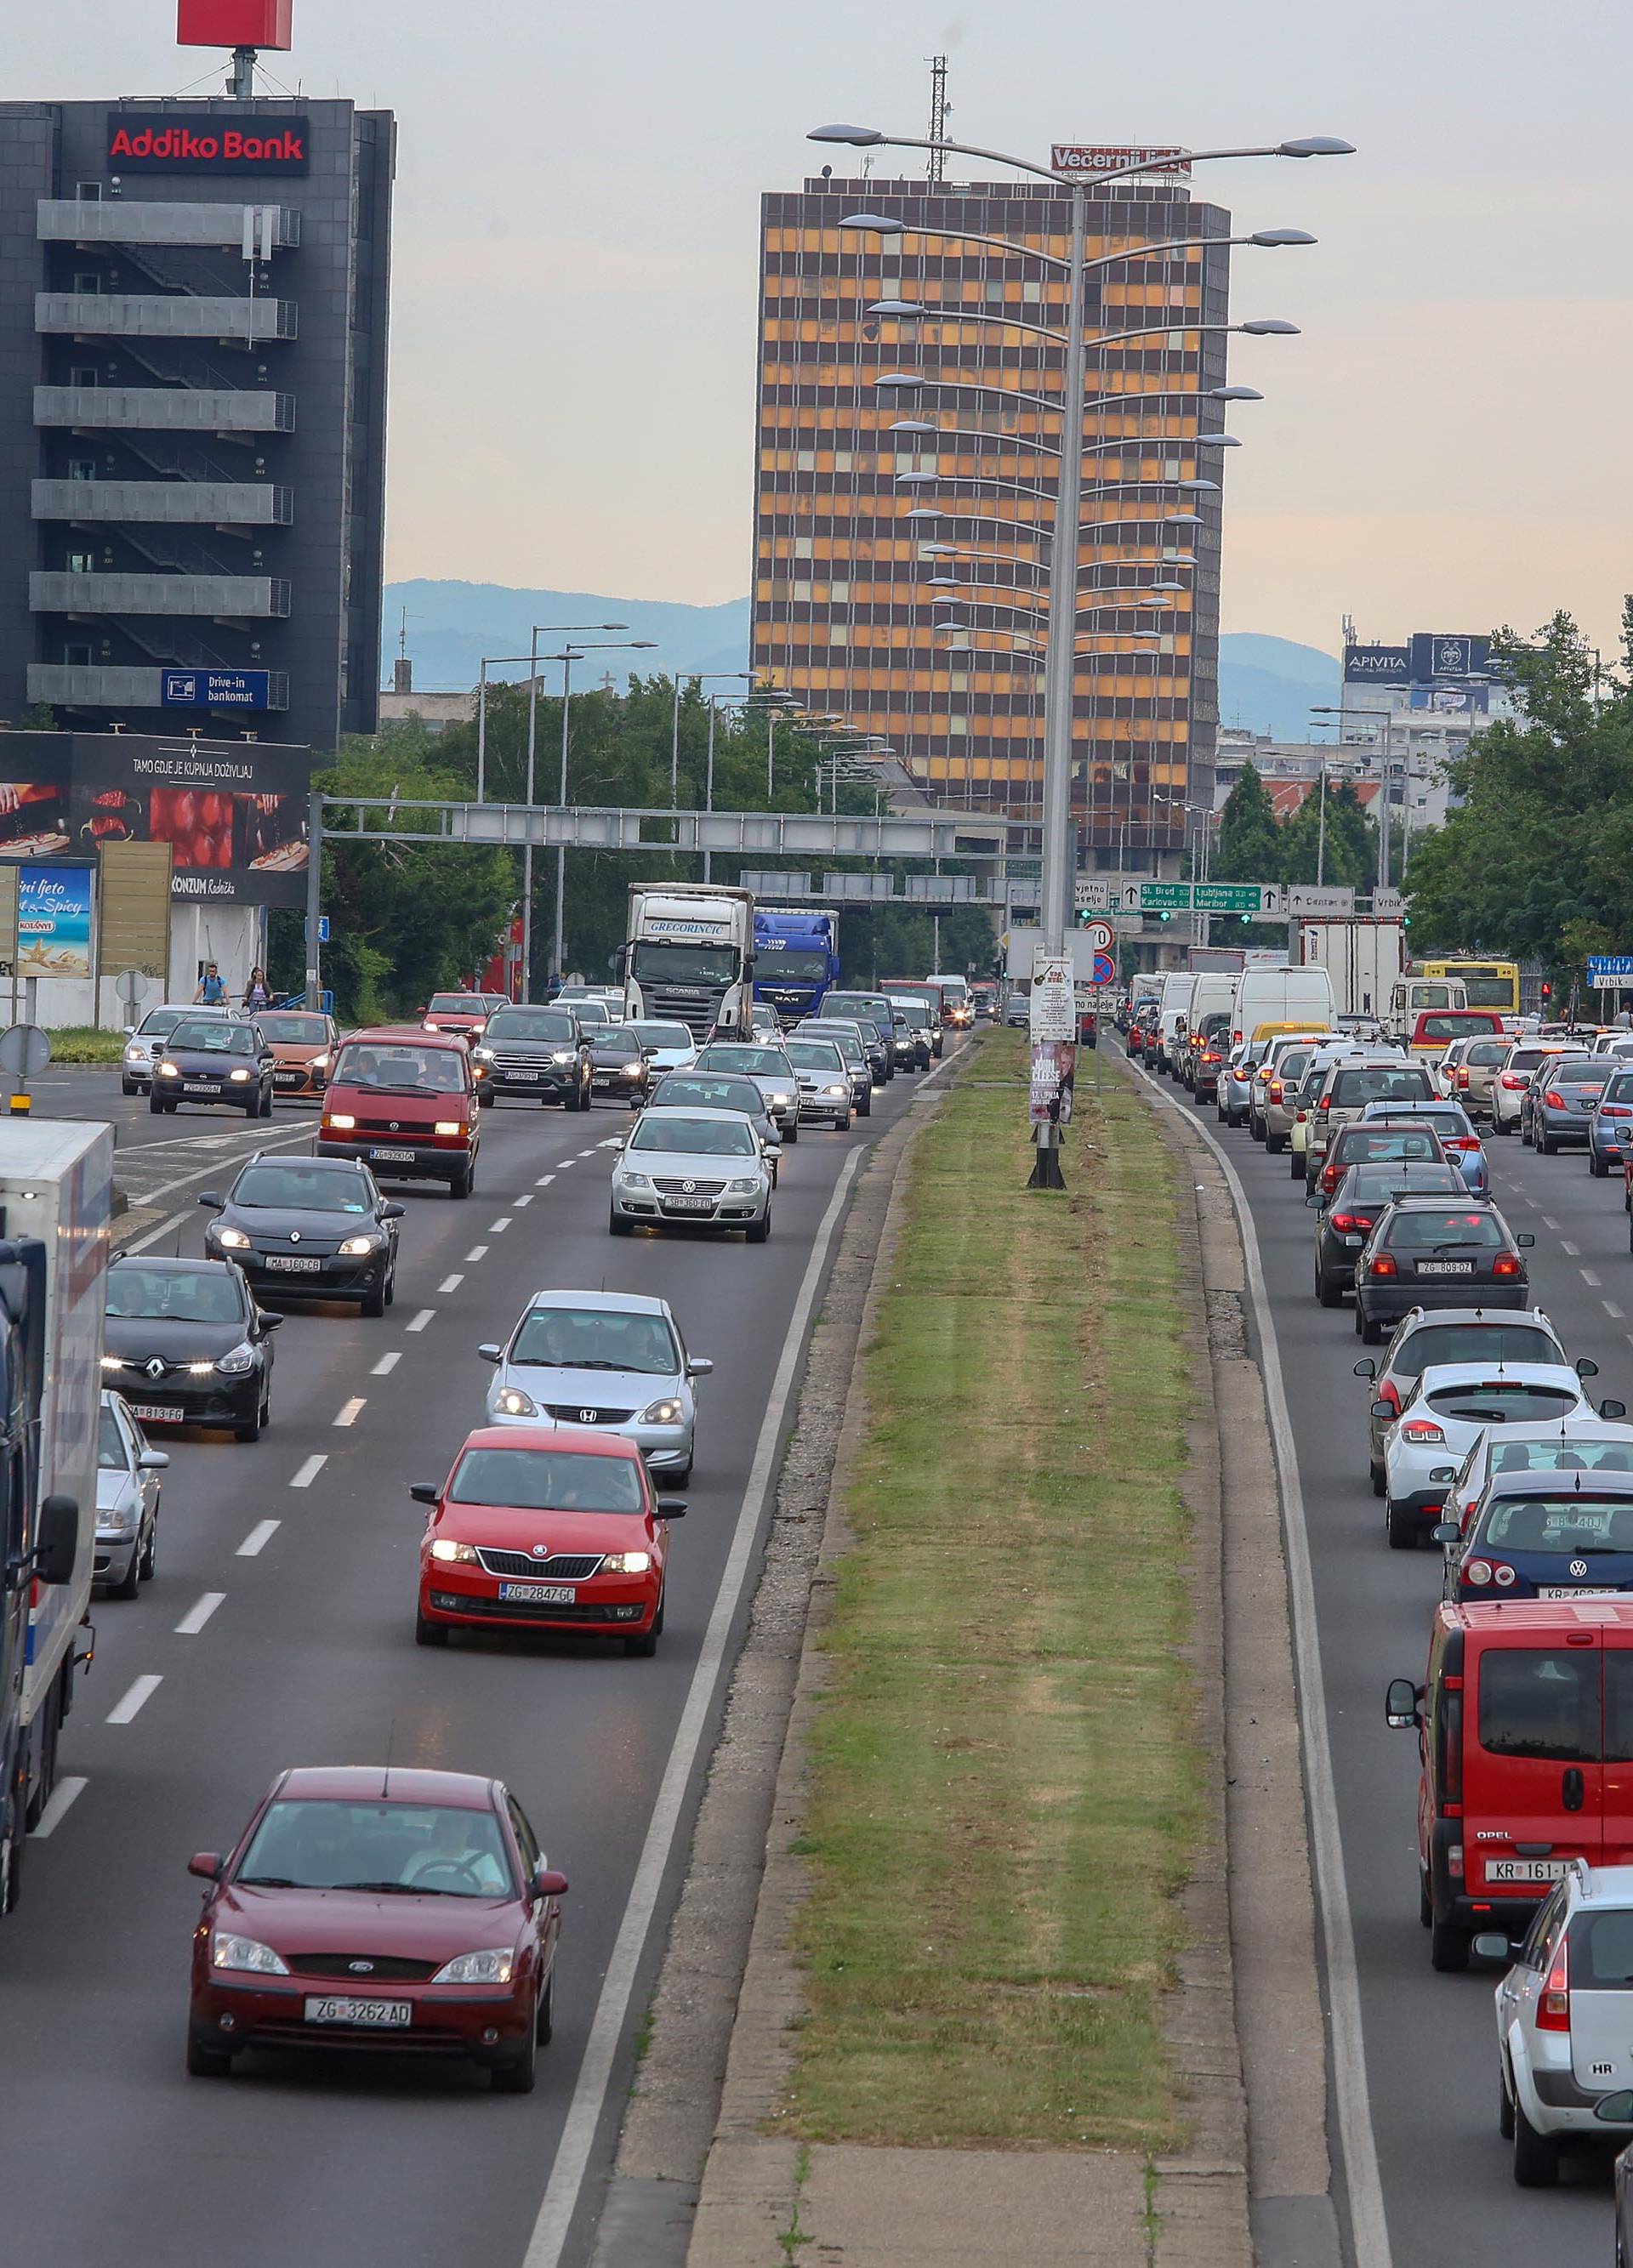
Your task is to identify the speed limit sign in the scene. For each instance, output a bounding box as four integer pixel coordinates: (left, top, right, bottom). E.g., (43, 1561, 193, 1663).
(1082, 920, 1114, 955)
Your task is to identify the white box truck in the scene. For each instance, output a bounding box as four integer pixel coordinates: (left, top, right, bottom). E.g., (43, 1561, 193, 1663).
(1300, 921, 1406, 1020)
(623, 883, 756, 1041)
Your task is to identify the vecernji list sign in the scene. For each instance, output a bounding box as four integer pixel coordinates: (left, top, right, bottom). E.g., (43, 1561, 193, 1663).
(106, 114, 310, 174)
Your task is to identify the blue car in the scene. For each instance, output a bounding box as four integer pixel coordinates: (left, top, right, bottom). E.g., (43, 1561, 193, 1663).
(1358, 1098, 1489, 1195)
(1448, 1469, 1633, 1602)
(1589, 1063, 1633, 1176)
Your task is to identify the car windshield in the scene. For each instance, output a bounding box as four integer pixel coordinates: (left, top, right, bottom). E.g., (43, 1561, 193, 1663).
(237, 1798, 515, 1897)
(1345, 1166, 1464, 1202)
(1425, 1383, 1580, 1424)
(629, 1117, 758, 1157)
(1382, 1209, 1506, 1250)
(509, 1305, 678, 1373)
(1367, 1109, 1471, 1137)
(1333, 1068, 1432, 1106)
(428, 995, 482, 1015)
(1333, 1128, 1445, 1165)
(649, 1077, 763, 1116)
(1482, 1498, 1633, 1552)
(595, 1028, 643, 1054)
(629, 1023, 692, 1049)
(107, 1265, 244, 1324)
(572, 1000, 611, 1025)
(98, 1404, 127, 1471)
(137, 1007, 195, 1037)
(486, 1011, 577, 1043)
(450, 1446, 646, 1513)
(629, 941, 738, 985)
(1466, 1042, 1508, 1066)
(257, 1014, 327, 1044)
(696, 1047, 791, 1077)
(170, 1021, 254, 1054)
(890, 1003, 932, 1029)
(1398, 1323, 1558, 1377)
(1489, 1441, 1633, 1480)
(1419, 1014, 1497, 1040)
(787, 1042, 845, 1071)
(232, 1165, 373, 1214)
(331, 1043, 465, 1094)
(760, 949, 829, 981)
(1553, 1063, 1614, 1090)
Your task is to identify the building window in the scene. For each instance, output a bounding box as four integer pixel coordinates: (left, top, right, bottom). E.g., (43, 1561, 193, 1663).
(68, 458, 96, 482)
(67, 551, 94, 575)
(64, 641, 93, 667)
(77, 182, 103, 202)
(71, 365, 99, 389)
(73, 271, 102, 296)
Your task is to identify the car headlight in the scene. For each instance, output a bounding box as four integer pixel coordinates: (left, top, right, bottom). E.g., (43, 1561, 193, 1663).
(158, 1060, 180, 1078)
(100, 1355, 128, 1373)
(310, 1054, 329, 1072)
(212, 1932, 289, 1975)
(99, 1500, 139, 1535)
(553, 1050, 576, 1065)
(602, 1549, 653, 1574)
(618, 1171, 652, 1191)
(639, 1398, 684, 1425)
(431, 1947, 515, 1985)
(123, 1046, 144, 1064)
(213, 1226, 251, 1249)
(472, 1046, 494, 1062)
(423, 1020, 440, 1031)
(339, 1234, 384, 1255)
(326, 1113, 356, 1130)
(621, 1061, 643, 1077)
(495, 1386, 538, 1418)
(825, 1083, 848, 1098)
(769, 1091, 793, 1108)
(726, 1176, 763, 1194)
(215, 1341, 257, 1376)
(434, 1121, 464, 1137)
(229, 1067, 253, 1083)
(429, 1538, 479, 1563)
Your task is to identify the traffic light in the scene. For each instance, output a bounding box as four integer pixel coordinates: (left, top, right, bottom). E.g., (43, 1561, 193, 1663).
(1541, 982, 1553, 1003)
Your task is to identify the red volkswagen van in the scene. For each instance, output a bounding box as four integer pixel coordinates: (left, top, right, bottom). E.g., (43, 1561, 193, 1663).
(317, 1025, 481, 1197)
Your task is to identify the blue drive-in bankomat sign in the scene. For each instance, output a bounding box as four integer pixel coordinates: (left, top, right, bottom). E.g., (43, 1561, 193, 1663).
(161, 668, 272, 711)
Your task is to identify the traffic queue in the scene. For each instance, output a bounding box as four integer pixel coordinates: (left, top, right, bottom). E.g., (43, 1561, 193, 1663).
(100, 968, 966, 2090)
(1125, 973, 1633, 2222)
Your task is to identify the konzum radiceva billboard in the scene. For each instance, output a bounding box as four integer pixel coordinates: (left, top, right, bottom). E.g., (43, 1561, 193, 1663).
(0, 733, 312, 907)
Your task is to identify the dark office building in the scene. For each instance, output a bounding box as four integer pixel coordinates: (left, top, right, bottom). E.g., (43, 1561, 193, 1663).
(751, 171, 1228, 859)
(0, 94, 394, 751)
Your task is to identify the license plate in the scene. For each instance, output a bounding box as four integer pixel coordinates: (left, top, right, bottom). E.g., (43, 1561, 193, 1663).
(304, 1996, 413, 2028)
(498, 1582, 578, 1605)
(506, 1070, 541, 1082)
(1538, 1586, 1629, 1600)
(1416, 1261, 1475, 1276)
(265, 1254, 323, 1272)
(130, 1403, 177, 1423)
(1484, 1858, 1575, 1884)
(273, 1071, 301, 1085)
(370, 1146, 417, 1163)
(663, 1197, 715, 1213)
(183, 1081, 216, 1094)
(1342, 1234, 1363, 1247)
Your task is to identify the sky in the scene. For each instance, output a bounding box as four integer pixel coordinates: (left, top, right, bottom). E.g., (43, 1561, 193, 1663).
(18, 0, 1633, 659)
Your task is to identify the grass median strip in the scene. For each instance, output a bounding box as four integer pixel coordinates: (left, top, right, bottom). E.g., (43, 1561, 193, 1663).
(788, 1031, 1202, 2153)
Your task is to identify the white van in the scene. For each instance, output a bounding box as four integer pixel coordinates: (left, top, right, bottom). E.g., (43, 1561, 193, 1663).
(1385, 975, 1468, 1042)
(1156, 973, 1198, 1078)
(1231, 964, 1336, 1047)
(1182, 972, 1239, 1087)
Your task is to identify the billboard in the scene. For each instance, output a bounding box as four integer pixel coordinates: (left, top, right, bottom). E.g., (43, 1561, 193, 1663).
(1344, 644, 1409, 685)
(0, 734, 310, 908)
(1051, 144, 1192, 178)
(107, 114, 309, 175)
(177, 0, 294, 45)
(1408, 633, 1490, 684)
(161, 668, 275, 713)
(18, 867, 94, 980)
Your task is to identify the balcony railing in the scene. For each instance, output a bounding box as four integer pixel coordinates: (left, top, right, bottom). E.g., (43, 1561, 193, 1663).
(32, 480, 293, 526)
(36, 293, 297, 343)
(37, 200, 300, 249)
(27, 664, 290, 711)
(33, 387, 295, 433)
(31, 572, 292, 618)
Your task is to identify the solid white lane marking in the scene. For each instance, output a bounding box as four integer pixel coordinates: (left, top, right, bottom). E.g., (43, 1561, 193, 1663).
(465, 1246, 488, 1263)
(237, 1519, 280, 1558)
(333, 1397, 365, 1427)
(407, 1309, 435, 1333)
(490, 1216, 512, 1232)
(514, 1195, 532, 1208)
(1582, 1268, 1602, 1287)
(105, 1675, 162, 1725)
(535, 1174, 555, 1188)
(290, 1454, 327, 1488)
(35, 1776, 87, 1839)
(1127, 1062, 1392, 2268)
(372, 1351, 401, 1376)
(522, 1144, 867, 2268)
(1605, 1301, 1625, 1321)
(438, 1274, 464, 1293)
(175, 1592, 225, 1636)
(1562, 1240, 1581, 1257)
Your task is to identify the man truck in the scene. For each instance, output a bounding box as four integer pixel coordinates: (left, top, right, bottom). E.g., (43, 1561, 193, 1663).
(753, 908, 838, 1025)
(623, 882, 756, 1041)
(0, 1122, 111, 1913)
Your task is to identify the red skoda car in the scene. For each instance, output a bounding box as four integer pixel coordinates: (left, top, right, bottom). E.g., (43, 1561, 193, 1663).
(185, 1765, 566, 2092)
(414, 1425, 686, 1655)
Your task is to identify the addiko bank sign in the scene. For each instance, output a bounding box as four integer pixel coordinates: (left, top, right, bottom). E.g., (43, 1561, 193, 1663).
(106, 112, 310, 174)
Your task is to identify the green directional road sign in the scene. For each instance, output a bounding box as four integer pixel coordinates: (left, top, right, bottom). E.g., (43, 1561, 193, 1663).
(1140, 881, 1193, 910)
(1193, 883, 1280, 914)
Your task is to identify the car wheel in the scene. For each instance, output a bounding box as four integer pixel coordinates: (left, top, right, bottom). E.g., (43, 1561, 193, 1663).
(384, 1267, 396, 1309)
(536, 1971, 555, 2046)
(783, 1121, 799, 1144)
(1539, 1132, 1556, 1157)
(234, 1411, 262, 1444)
(1370, 1459, 1386, 1498)
(1250, 1117, 1265, 1142)
(260, 1085, 275, 1117)
(1511, 2095, 1559, 2186)
(186, 2032, 236, 2079)
(451, 1162, 475, 1199)
(149, 1094, 173, 1114)
(112, 1544, 141, 1600)
(1592, 1154, 1610, 1178)
(1317, 1270, 1343, 1309)
(478, 1089, 496, 1108)
(1420, 1873, 1433, 1930)
(1289, 1153, 1305, 1180)
(1385, 1500, 1419, 1550)
(1361, 1316, 1385, 1344)
(624, 1622, 659, 1657)
(361, 1279, 387, 1318)
(1265, 1130, 1284, 1155)
(745, 1208, 771, 1244)
(490, 2023, 538, 2094)
(242, 1094, 260, 1117)
(1499, 2062, 1516, 2140)
(139, 1518, 157, 1583)
(858, 1094, 872, 1117)
(121, 1078, 136, 1098)
(669, 1464, 691, 1491)
(415, 1608, 450, 1647)
(1430, 1918, 1471, 1974)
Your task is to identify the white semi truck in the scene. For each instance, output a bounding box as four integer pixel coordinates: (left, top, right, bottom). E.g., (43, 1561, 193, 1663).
(623, 883, 756, 1041)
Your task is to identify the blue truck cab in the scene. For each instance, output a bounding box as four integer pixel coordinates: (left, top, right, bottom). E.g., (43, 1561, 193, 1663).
(754, 910, 839, 1026)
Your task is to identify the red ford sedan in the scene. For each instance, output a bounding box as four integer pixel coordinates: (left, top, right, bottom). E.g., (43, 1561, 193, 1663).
(413, 1425, 686, 1655)
(185, 1765, 566, 2092)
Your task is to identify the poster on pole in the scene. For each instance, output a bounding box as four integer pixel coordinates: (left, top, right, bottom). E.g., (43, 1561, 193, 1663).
(18, 865, 94, 978)
(1029, 950, 1076, 1040)
(1029, 1041, 1077, 1125)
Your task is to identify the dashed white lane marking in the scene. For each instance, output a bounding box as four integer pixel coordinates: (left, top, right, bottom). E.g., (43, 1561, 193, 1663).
(1562, 1240, 1581, 1256)
(175, 1593, 224, 1636)
(1605, 1301, 1625, 1321)
(372, 1351, 401, 1376)
(334, 1397, 366, 1427)
(237, 1520, 280, 1557)
(1542, 1214, 1561, 1231)
(35, 1776, 87, 1838)
(535, 1174, 555, 1188)
(465, 1246, 488, 1263)
(577, 1149, 598, 1159)
(438, 1274, 464, 1293)
(1582, 1269, 1602, 1287)
(105, 1675, 162, 1725)
(407, 1310, 435, 1333)
(514, 1195, 532, 1208)
(557, 1160, 574, 1169)
(290, 1454, 327, 1488)
(490, 1216, 512, 1232)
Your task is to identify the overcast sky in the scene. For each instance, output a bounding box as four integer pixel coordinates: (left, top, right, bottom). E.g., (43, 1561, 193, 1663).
(21, 0, 1633, 657)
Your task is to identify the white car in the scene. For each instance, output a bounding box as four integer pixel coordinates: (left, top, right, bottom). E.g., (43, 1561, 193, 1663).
(628, 1020, 697, 1077)
(1378, 1361, 1605, 1549)
(479, 1287, 711, 1486)
(782, 1037, 855, 1129)
(94, 1390, 168, 1596)
(1489, 1042, 1568, 1135)
(609, 1106, 773, 1240)
(121, 1003, 241, 1094)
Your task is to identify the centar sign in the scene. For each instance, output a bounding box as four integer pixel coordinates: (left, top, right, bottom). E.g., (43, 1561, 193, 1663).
(107, 113, 309, 174)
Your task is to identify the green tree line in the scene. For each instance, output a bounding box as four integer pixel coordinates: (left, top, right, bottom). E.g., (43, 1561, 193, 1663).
(1203, 758, 1392, 946)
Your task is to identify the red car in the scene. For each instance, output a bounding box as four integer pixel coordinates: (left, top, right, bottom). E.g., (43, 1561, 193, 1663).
(318, 1024, 481, 1197)
(185, 1765, 567, 2090)
(422, 991, 507, 1043)
(413, 1425, 686, 1655)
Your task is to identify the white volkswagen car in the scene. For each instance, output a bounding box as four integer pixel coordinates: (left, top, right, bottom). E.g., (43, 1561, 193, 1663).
(609, 1107, 774, 1240)
(480, 1288, 711, 1486)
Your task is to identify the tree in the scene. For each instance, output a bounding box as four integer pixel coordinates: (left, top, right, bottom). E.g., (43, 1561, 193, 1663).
(1212, 760, 1281, 884)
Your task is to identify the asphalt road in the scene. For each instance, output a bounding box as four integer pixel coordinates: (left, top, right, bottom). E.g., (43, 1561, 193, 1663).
(1161, 1060, 1631, 2265)
(0, 1051, 947, 2268)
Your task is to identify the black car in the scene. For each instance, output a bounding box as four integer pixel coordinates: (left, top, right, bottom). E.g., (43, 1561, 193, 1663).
(103, 1257, 281, 1441)
(150, 1017, 276, 1117)
(198, 1156, 404, 1316)
(471, 1005, 594, 1110)
(1352, 1197, 1535, 1344)
(888, 1009, 930, 1072)
(1312, 1161, 1467, 1306)
(589, 1024, 654, 1107)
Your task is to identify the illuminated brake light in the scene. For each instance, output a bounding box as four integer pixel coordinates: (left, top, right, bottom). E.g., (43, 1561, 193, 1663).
(1537, 1936, 1571, 2032)
(1370, 1254, 1398, 1277)
(1269, 1081, 1283, 1102)
(1401, 1419, 1445, 1444)
(1457, 1069, 1470, 1088)
(1493, 1255, 1522, 1277)
(1328, 1213, 1374, 1234)
(1500, 1074, 1527, 1089)
(1545, 1089, 1565, 1108)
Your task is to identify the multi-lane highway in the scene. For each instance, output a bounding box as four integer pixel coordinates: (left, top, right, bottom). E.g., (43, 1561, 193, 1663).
(1160, 1065, 1630, 2264)
(0, 1054, 946, 2268)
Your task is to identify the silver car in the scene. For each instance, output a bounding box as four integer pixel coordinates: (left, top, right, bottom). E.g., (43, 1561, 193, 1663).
(782, 1037, 855, 1129)
(94, 1390, 168, 1596)
(609, 1106, 774, 1240)
(121, 1002, 241, 1094)
(480, 1287, 712, 1486)
(693, 1041, 801, 1141)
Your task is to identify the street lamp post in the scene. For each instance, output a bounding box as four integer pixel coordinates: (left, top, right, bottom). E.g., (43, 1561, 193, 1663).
(671, 672, 755, 803)
(544, 639, 655, 989)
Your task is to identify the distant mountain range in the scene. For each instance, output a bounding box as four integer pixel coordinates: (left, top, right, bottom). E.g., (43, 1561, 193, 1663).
(384, 582, 1340, 742)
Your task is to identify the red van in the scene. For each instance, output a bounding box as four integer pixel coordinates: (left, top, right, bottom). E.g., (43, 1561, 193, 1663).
(1408, 1008, 1507, 1058)
(317, 1025, 481, 1197)
(1388, 1600, 1633, 1972)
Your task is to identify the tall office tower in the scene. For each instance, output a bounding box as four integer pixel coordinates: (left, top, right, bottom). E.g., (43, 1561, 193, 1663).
(0, 91, 393, 750)
(750, 166, 1229, 867)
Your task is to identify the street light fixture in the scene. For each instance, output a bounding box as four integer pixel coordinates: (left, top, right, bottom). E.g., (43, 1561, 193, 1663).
(539, 639, 655, 988)
(670, 671, 754, 800)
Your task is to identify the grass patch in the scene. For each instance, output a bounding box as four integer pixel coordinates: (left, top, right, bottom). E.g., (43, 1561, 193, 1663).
(36, 1027, 124, 1066)
(786, 1029, 1202, 2153)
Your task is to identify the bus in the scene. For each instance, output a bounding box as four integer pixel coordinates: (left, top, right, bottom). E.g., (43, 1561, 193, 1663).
(1417, 958, 1522, 1015)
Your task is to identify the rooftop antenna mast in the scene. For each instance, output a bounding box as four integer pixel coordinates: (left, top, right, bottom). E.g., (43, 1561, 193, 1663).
(926, 54, 948, 181)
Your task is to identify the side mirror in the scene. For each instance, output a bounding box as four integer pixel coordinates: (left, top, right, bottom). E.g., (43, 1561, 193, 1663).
(139, 1448, 170, 1472)
(1353, 1359, 1377, 1381)
(1432, 1521, 1461, 1546)
(534, 1865, 570, 1899)
(687, 1357, 714, 1378)
(1370, 1401, 1396, 1422)
(122, 1023, 136, 1037)
(33, 1493, 77, 1588)
(655, 1496, 689, 1519)
(1595, 2091, 1633, 2125)
(1578, 1358, 1601, 1379)
(1516, 1232, 1535, 1248)
(197, 1191, 226, 1210)
(254, 1310, 283, 1333)
(1473, 1932, 1517, 1965)
(379, 1202, 406, 1220)
(1385, 1677, 1422, 1730)
(187, 1852, 224, 1883)
(408, 1483, 439, 1506)
(1604, 1400, 1629, 1421)
(477, 1343, 503, 1363)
